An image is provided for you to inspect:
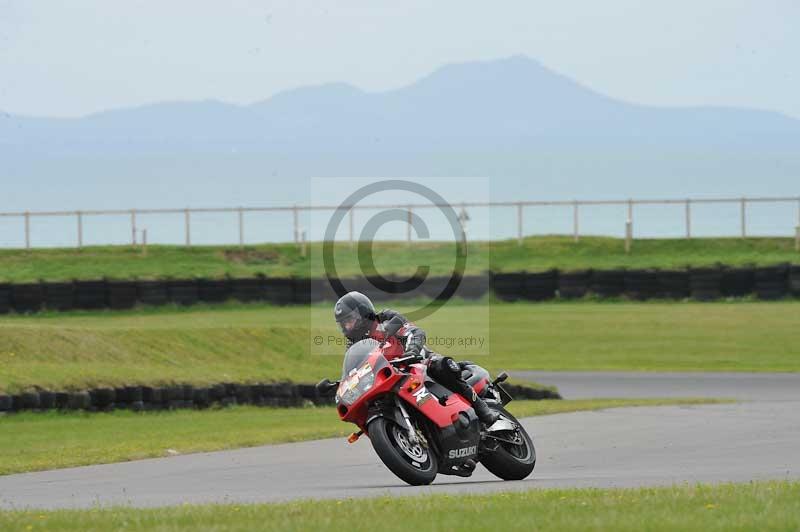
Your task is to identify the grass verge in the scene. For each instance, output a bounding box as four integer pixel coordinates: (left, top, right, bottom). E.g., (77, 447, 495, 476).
(1, 300, 798, 393)
(0, 236, 797, 282)
(0, 481, 796, 531)
(0, 398, 723, 476)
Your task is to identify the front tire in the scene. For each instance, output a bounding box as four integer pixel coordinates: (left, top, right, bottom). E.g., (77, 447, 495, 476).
(368, 416, 438, 486)
(480, 406, 536, 481)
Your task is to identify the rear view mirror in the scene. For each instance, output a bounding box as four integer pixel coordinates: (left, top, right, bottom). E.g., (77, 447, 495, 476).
(316, 378, 339, 396)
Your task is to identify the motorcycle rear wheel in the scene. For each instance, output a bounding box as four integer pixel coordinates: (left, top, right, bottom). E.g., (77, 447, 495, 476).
(480, 406, 536, 481)
(368, 417, 438, 486)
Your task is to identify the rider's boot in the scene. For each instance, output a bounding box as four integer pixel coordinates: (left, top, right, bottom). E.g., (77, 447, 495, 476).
(432, 355, 500, 427)
(469, 391, 500, 427)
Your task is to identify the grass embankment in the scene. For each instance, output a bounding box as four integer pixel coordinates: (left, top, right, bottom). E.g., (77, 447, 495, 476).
(1, 481, 796, 531)
(0, 236, 797, 282)
(1, 300, 798, 394)
(0, 399, 722, 476)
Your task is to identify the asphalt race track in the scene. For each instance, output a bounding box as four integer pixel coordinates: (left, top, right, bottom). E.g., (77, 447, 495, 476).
(515, 371, 800, 402)
(1, 372, 798, 509)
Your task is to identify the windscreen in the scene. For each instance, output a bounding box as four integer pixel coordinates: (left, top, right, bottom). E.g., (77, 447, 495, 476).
(341, 338, 380, 377)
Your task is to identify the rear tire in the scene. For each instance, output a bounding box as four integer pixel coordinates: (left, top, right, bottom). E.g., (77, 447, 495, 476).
(368, 417, 438, 486)
(480, 406, 536, 481)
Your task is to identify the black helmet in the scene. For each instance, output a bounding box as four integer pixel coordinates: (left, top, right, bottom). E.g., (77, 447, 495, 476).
(334, 291, 376, 341)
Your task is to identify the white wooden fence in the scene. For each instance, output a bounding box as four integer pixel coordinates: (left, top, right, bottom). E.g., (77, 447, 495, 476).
(1, 196, 799, 250)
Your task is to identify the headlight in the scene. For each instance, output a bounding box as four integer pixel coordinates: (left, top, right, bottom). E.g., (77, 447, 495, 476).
(336, 362, 376, 406)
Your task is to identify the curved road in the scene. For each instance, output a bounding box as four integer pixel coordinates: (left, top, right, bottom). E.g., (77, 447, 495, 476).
(1, 372, 798, 509)
(515, 371, 800, 402)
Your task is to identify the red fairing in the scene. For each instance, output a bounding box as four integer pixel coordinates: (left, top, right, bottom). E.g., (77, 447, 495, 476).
(337, 350, 401, 429)
(396, 364, 472, 428)
(335, 337, 472, 432)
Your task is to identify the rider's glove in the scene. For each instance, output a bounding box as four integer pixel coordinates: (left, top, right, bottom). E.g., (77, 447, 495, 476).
(444, 357, 461, 373)
(403, 347, 422, 361)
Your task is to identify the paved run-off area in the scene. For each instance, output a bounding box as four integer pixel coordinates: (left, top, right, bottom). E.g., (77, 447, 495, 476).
(0, 373, 798, 510)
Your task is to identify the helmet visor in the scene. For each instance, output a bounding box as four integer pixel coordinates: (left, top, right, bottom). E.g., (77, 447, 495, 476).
(336, 309, 361, 335)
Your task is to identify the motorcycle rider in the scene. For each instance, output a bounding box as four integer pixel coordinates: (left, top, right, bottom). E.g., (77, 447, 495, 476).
(334, 291, 499, 427)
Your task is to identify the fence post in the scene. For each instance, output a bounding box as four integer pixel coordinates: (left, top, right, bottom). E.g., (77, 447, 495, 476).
(24, 211, 30, 249)
(796, 226, 800, 253)
(517, 202, 523, 246)
(293, 205, 299, 244)
(740, 197, 747, 238)
(796, 197, 800, 252)
(625, 199, 633, 254)
(627, 198, 634, 226)
(130, 210, 137, 245)
(76, 211, 83, 249)
(685, 199, 691, 239)
(238, 207, 244, 249)
(625, 220, 632, 254)
(572, 201, 579, 243)
(142, 229, 148, 257)
(184, 208, 191, 246)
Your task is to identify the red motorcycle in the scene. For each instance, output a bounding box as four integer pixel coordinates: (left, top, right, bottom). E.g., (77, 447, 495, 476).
(316, 322, 536, 486)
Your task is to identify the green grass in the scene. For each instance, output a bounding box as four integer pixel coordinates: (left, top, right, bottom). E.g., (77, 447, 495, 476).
(0, 236, 797, 282)
(0, 399, 722, 476)
(1, 481, 796, 531)
(1, 300, 798, 394)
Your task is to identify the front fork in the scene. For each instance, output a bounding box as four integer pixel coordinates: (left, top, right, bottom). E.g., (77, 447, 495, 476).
(364, 397, 419, 440)
(395, 397, 420, 443)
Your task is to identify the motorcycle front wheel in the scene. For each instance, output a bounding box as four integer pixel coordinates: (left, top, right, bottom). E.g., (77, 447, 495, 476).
(368, 417, 438, 486)
(480, 406, 536, 481)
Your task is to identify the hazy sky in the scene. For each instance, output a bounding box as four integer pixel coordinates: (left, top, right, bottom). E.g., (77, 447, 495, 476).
(1, 1, 798, 118)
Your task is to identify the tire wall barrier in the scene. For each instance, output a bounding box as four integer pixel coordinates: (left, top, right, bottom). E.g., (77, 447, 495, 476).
(0, 383, 325, 413)
(558, 270, 591, 299)
(0, 283, 11, 314)
(11, 283, 44, 313)
(754, 264, 790, 300)
(0, 264, 797, 314)
(75, 280, 107, 309)
(502, 383, 561, 401)
(791, 265, 800, 298)
(591, 269, 626, 298)
(689, 268, 723, 301)
(0, 381, 561, 413)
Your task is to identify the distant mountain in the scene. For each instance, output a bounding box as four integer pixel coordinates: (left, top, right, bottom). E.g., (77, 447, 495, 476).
(1, 55, 799, 213)
(3, 55, 800, 156)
